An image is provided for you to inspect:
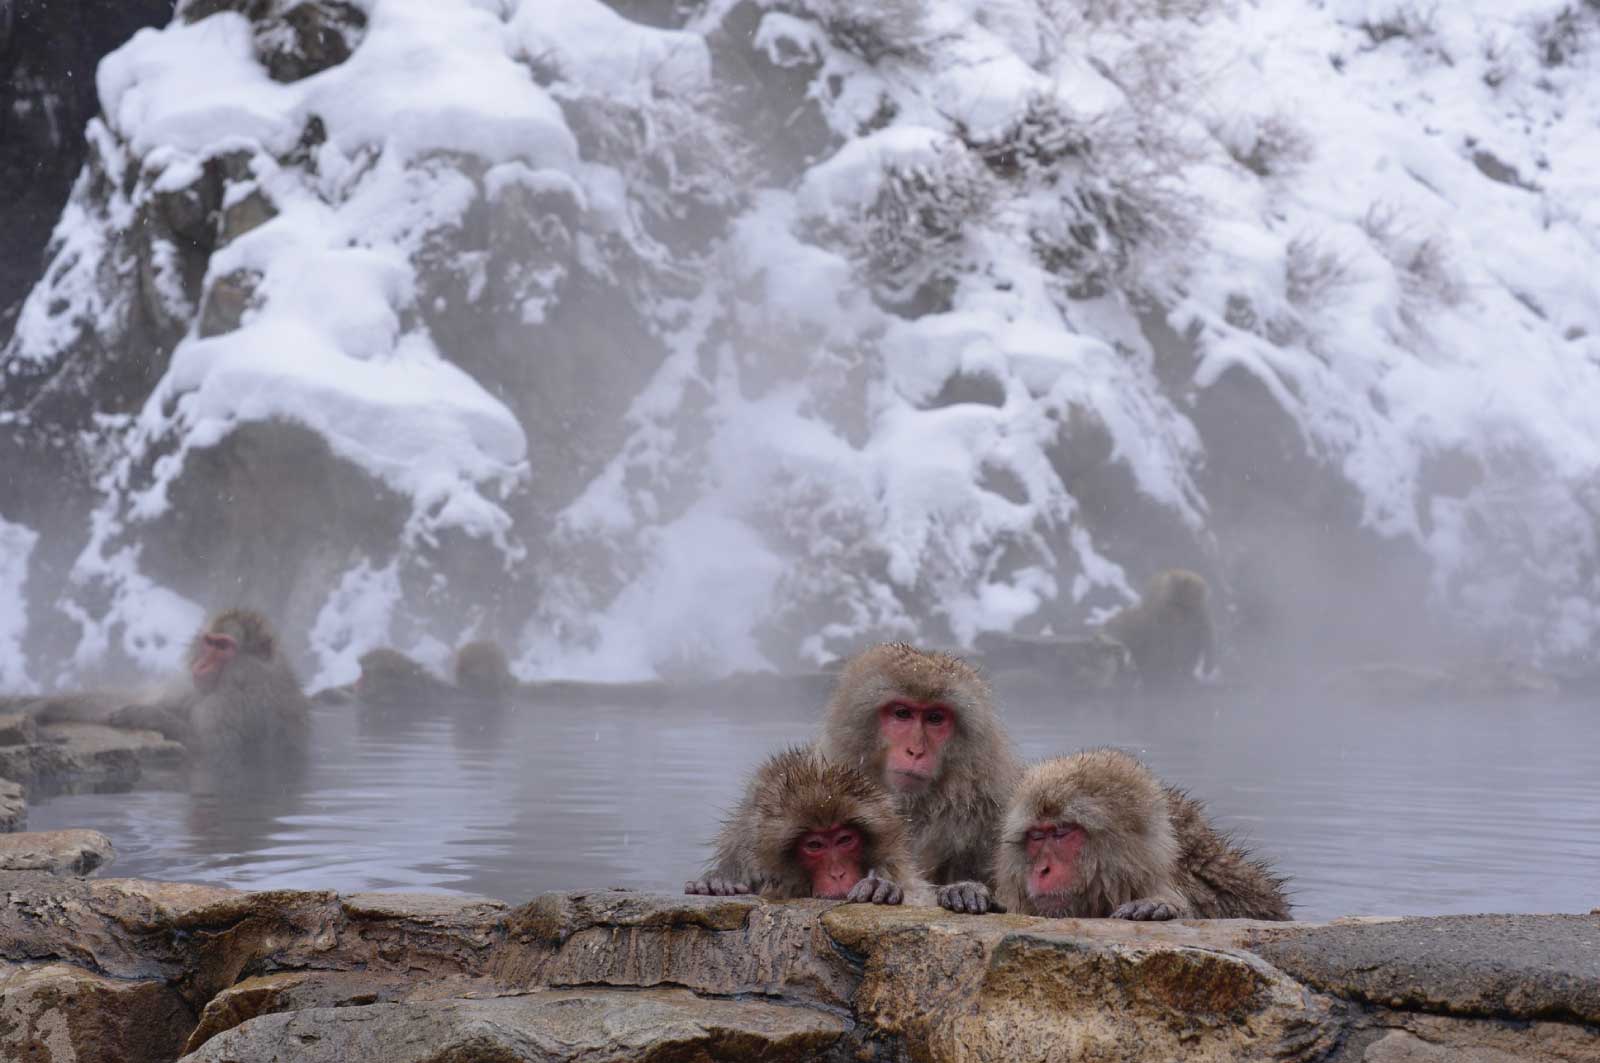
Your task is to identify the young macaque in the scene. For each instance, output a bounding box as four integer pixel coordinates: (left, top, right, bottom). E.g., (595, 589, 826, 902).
(819, 643, 1020, 913)
(685, 746, 933, 906)
(997, 748, 1290, 921)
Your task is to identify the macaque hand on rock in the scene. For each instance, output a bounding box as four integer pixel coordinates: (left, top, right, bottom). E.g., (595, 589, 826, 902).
(938, 880, 1004, 914)
(845, 874, 904, 905)
(683, 877, 750, 897)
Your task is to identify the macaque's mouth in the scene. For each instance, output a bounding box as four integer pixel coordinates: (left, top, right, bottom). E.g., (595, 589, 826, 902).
(1026, 892, 1076, 918)
(888, 769, 933, 789)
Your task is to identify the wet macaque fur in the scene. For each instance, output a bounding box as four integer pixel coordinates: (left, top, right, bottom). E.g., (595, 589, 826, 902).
(454, 640, 516, 700)
(686, 746, 933, 905)
(997, 748, 1290, 921)
(351, 648, 457, 708)
(819, 643, 1021, 913)
(1100, 569, 1214, 688)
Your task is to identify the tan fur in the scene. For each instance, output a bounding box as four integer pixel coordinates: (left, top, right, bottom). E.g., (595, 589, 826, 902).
(700, 746, 934, 904)
(819, 643, 1020, 887)
(454, 640, 516, 699)
(997, 749, 1290, 920)
(1100, 569, 1214, 687)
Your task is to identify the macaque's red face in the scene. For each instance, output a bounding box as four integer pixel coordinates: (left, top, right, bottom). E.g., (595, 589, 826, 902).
(1024, 821, 1086, 903)
(191, 632, 238, 693)
(877, 701, 955, 792)
(796, 824, 865, 899)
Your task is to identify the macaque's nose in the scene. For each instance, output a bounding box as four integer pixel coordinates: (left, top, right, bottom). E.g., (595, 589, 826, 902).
(1031, 859, 1066, 893)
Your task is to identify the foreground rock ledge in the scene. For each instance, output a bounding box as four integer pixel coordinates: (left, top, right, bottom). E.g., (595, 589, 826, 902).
(0, 876, 1595, 1062)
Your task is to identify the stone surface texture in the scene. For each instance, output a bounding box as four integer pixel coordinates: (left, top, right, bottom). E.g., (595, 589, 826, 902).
(0, 829, 115, 876)
(0, 878, 1594, 1062)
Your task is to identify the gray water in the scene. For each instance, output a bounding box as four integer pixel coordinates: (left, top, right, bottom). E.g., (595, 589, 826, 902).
(28, 680, 1600, 920)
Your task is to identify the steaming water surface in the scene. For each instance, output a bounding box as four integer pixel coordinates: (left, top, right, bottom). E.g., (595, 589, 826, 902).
(29, 681, 1600, 920)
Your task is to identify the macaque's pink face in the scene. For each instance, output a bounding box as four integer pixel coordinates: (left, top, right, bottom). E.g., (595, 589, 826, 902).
(191, 632, 238, 693)
(796, 825, 865, 899)
(877, 701, 955, 792)
(1024, 821, 1086, 902)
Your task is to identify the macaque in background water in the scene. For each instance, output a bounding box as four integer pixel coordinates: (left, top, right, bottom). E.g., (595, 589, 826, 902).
(685, 746, 934, 906)
(1099, 569, 1214, 688)
(349, 648, 456, 708)
(996, 748, 1290, 921)
(819, 643, 1021, 913)
(454, 640, 516, 700)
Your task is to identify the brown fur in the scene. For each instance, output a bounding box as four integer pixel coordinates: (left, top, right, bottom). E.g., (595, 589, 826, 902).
(997, 749, 1290, 920)
(182, 608, 311, 759)
(454, 640, 516, 699)
(697, 746, 933, 904)
(1100, 569, 1214, 687)
(356, 648, 455, 707)
(819, 643, 1020, 888)
(30, 609, 308, 761)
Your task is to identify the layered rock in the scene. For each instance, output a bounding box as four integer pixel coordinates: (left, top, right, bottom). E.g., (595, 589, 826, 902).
(0, 875, 1595, 1063)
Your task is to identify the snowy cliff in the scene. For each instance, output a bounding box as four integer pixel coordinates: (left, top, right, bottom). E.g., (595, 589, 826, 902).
(2, 0, 1598, 686)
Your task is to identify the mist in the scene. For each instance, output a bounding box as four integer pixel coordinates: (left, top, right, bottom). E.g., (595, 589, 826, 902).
(1, 0, 1598, 923)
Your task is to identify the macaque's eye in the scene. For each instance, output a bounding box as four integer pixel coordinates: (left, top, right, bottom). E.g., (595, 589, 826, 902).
(924, 710, 945, 726)
(892, 705, 914, 721)
(1025, 829, 1047, 843)
(204, 634, 235, 651)
(803, 838, 826, 853)
(836, 831, 858, 849)
(1052, 824, 1074, 838)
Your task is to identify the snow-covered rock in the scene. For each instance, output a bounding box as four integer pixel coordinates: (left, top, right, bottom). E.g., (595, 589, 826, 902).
(1, 0, 1597, 684)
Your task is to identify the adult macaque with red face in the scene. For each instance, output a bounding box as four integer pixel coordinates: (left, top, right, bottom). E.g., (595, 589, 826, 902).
(685, 746, 933, 905)
(819, 643, 1020, 914)
(31, 608, 312, 762)
(997, 749, 1291, 920)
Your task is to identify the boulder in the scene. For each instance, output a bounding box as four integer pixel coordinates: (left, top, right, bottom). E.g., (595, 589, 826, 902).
(1255, 913, 1600, 1024)
(183, 987, 848, 1063)
(0, 777, 24, 832)
(0, 829, 115, 876)
(0, 723, 185, 791)
(0, 961, 192, 1063)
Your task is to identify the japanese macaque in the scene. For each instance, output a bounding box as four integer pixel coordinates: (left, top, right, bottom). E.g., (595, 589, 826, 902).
(996, 748, 1290, 921)
(1099, 569, 1214, 687)
(454, 640, 516, 700)
(685, 746, 933, 905)
(350, 648, 456, 708)
(81, 609, 310, 759)
(819, 643, 1020, 913)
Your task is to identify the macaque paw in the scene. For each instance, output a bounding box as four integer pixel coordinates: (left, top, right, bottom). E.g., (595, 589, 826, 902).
(1111, 898, 1179, 921)
(937, 881, 1003, 914)
(683, 877, 750, 897)
(845, 875, 904, 905)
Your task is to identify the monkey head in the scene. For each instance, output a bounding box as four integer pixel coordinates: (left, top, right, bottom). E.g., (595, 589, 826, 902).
(455, 640, 514, 698)
(751, 747, 910, 900)
(999, 749, 1177, 918)
(825, 643, 997, 797)
(189, 609, 277, 694)
(355, 649, 438, 705)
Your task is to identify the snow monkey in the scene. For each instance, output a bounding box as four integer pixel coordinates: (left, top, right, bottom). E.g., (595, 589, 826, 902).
(350, 648, 456, 707)
(93, 608, 310, 760)
(685, 746, 934, 905)
(454, 640, 516, 700)
(819, 643, 1021, 913)
(997, 748, 1290, 921)
(1099, 568, 1214, 687)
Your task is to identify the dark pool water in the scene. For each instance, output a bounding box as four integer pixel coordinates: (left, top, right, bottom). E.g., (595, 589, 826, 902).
(28, 678, 1600, 920)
